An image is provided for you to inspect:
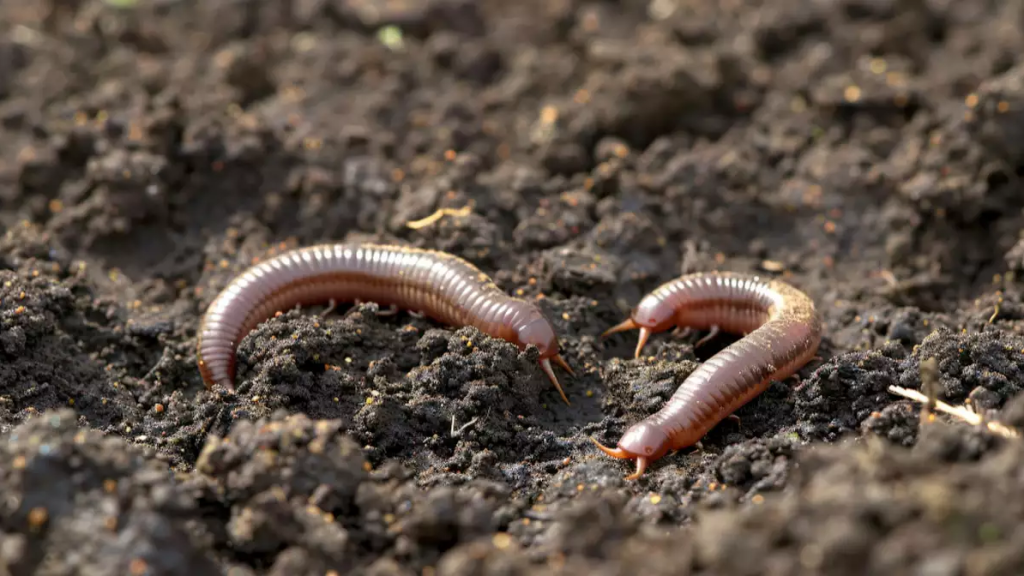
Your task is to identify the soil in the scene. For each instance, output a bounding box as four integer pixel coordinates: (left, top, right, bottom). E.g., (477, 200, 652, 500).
(2, 0, 1024, 574)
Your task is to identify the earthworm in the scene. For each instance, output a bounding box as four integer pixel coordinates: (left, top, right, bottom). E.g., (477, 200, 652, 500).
(197, 243, 575, 402)
(593, 272, 822, 479)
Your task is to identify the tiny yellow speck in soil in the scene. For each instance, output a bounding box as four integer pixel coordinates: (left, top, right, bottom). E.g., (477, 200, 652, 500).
(129, 558, 148, 576)
(27, 507, 48, 528)
(492, 532, 513, 549)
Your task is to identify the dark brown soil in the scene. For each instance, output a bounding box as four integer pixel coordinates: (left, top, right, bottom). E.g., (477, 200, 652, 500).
(2, 0, 1024, 574)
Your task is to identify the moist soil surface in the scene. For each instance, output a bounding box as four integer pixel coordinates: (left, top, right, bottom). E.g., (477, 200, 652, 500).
(2, 0, 1024, 574)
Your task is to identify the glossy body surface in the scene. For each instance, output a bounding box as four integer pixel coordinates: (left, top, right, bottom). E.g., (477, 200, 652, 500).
(596, 272, 823, 479)
(197, 243, 573, 402)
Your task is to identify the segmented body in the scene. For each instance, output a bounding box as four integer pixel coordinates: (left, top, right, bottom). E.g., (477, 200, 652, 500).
(197, 243, 573, 401)
(595, 272, 823, 478)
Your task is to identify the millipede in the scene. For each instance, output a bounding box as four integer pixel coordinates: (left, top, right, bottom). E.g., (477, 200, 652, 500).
(197, 243, 575, 403)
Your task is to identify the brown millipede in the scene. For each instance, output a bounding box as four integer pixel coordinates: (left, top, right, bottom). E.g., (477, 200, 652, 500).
(593, 271, 822, 479)
(197, 243, 575, 403)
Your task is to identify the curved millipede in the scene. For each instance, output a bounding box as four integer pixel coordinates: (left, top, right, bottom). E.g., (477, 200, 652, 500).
(594, 271, 823, 479)
(197, 243, 575, 402)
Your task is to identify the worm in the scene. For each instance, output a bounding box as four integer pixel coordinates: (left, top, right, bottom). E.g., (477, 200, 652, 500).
(196, 243, 575, 402)
(593, 271, 822, 479)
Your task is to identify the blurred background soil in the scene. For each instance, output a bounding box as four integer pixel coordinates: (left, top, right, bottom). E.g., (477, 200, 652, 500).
(2, 0, 1024, 574)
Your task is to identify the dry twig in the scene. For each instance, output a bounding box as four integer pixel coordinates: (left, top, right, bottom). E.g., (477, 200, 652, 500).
(888, 385, 1021, 439)
(406, 205, 473, 229)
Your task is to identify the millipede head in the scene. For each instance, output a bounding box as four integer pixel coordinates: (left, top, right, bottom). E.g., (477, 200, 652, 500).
(517, 316, 559, 357)
(589, 436, 649, 480)
(600, 318, 653, 359)
(633, 328, 652, 359)
(600, 318, 638, 339)
(540, 355, 573, 405)
(552, 353, 575, 376)
(589, 422, 672, 480)
(517, 310, 575, 404)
